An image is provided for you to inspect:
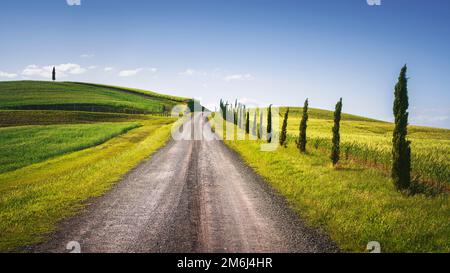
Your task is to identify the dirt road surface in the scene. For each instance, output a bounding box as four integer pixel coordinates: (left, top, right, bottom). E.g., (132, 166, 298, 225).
(31, 114, 337, 253)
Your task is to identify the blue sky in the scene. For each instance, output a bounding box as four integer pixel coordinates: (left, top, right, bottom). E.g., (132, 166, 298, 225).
(1, 0, 449, 128)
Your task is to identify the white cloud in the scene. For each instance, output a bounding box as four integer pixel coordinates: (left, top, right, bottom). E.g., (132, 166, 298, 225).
(0, 71, 18, 79)
(413, 115, 449, 122)
(238, 97, 267, 107)
(22, 63, 87, 78)
(104, 67, 114, 72)
(67, 0, 81, 6)
(224, 74, 254, 81)
(410, 107, 450, 127)
(54, 63, 87, 75)
(22, 65, 48, 78)
(178, 69, 207, 77)
(118, 68, 144, 77)
(118, 67, 157, 77)
(179, 68, 255, 80)
(80, 53, 95, 59)
(179, 69, 195, 76)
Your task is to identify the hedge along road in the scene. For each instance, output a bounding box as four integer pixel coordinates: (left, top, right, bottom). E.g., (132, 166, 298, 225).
(30, 113, 337, 253)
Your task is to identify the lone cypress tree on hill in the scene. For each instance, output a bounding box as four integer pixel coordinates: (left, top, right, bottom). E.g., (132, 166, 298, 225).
(298, 99, 309, 153)
(267, 105, 273, 143)
(279, 108, 289, 147)
(392, 65, 411, 190)
(331, 98, 343, 166)
(52, 67, 56, 81)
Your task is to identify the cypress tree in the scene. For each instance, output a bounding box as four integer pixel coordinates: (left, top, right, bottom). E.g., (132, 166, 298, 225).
(252, 110, 257, 136)
(243, 105, 246, 129)
(297, 99, 309, 153)
(238, 104, 242, 128)
(188, 99, 195, 113)
(245, 111, 250, 134)
(52, 67, 56, 81)
(224, 102, 229, 121)
(241, 105, 245, 129)
(392, 65, 411, 190)
(331, 98, 343, 166)
(267, 104, 272, 143)
(258, 110, 263, 140)
(279, 108, 289, 147)
(222, 100, 228, 119)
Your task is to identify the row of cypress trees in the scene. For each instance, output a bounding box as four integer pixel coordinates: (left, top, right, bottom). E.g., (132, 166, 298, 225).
(280, 98, 343, 166)
(220, 98, 344, 165)
(277, 65, 412, 191)
(220, 65, 411, 191)
(219, 99, 272, 141)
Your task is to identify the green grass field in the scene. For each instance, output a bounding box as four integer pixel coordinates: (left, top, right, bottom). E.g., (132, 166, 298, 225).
(226, 139, 449, 252)
(0, 122, 141, 174)
(0, 110, 154, 127)
(0, 81, 188, 114)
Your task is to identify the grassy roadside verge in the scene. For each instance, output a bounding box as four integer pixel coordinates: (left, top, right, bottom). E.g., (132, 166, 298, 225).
(0, 117, 175, 252)
(226, 139, 450, 252)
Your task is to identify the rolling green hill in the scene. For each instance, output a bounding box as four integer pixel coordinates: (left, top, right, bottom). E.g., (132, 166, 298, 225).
(279, 106, 383, 122)
(0, 81, 189, 114)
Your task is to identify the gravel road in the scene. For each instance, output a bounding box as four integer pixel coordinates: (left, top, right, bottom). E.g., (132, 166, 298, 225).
(30, 113, 338, 253)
